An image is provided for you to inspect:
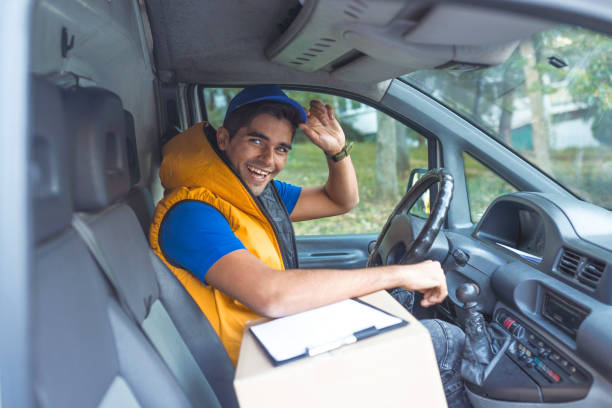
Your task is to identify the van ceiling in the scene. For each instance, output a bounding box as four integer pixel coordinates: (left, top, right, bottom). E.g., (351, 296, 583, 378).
(144, 0, 548, 101)
(145, 0, 391, 100)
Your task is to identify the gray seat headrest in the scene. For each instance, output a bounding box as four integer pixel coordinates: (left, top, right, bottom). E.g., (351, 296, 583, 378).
(31, 77, 73, 243)
(63, 87, 131, 212)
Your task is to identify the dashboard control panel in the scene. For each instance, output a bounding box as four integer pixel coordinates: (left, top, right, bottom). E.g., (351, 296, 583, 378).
(495, 309, 592, 402)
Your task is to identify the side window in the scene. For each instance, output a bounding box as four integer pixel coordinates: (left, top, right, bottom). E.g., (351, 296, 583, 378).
(203, 88, 242, 126)
(203, 88, 428, 235)
(463, 153, 517, 222)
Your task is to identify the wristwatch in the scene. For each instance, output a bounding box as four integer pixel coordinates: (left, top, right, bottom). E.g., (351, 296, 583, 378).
(328, 141, 353, 162)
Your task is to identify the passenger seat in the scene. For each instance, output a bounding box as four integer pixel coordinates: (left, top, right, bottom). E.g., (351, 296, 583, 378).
(31, 77, 194, 407)
(62, 85, 239, 408)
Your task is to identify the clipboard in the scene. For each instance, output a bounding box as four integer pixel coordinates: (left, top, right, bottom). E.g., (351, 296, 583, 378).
(248, 298, 408, 366)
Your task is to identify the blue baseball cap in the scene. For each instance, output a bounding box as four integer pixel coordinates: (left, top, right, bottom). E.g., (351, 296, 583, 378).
(224, 85, 308, 124)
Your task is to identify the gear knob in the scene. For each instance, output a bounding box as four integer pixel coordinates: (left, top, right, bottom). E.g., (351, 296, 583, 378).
(458, 281, 494, 386)
(456, 282, 480, 309)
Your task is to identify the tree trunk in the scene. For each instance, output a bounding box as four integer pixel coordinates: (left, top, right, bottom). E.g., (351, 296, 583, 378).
(498, 75, 514, 146)
(498, 62, 517, 145)
(376, 112, 398, 200)
(520, 40, 553, 173)
(395, 122, 411, 179)
(498, 94, 514, 146)
(223, 88, 233, 105)
(472, 73, 484, 121)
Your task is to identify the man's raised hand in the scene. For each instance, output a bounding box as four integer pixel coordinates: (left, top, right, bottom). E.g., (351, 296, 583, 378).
(299, 100, 345, 156)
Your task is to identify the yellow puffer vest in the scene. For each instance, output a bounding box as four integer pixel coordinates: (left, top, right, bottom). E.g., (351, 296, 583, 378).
(149, 122, 285, 366)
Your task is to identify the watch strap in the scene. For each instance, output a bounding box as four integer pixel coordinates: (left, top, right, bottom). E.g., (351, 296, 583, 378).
(328, 141, 353, 162)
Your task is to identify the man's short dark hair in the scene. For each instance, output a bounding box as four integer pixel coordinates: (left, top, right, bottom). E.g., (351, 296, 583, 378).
(223, 101, 302, 139)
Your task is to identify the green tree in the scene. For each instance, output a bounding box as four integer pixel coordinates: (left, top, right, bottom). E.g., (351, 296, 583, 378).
(538, 26, 612, 146)
(204, 88, 241, 128)
(521, 39, 552, 173)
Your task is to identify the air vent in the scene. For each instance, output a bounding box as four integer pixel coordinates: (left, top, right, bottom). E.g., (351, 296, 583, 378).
(344, 0, 367, 19)
(288, 38, 338, 66)
(578, 259, 605, 289)
(557, 249, 580, 277)
(267, 0, 406, 74)
(556, 248, 606, 291)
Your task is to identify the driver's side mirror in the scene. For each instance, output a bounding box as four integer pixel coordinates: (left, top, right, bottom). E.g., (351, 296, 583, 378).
(407, 168, 428, 192)
(407, 168, 431, 218)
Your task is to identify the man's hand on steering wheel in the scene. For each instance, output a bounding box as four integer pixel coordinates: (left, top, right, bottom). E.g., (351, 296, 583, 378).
(367, 169, 454, 309)
(398, 260, 448, 307)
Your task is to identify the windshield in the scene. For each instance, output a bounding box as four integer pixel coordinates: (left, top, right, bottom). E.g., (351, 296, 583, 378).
(402, 25, 612, 210)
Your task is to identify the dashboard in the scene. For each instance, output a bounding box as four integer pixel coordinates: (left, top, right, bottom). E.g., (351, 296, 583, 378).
(479, 203, 547, 264)
(474, 192, 611, 305)
(438, 192, 612, 405)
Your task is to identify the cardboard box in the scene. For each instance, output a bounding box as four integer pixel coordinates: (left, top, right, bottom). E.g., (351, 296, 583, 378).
(234, 290, 447, 408)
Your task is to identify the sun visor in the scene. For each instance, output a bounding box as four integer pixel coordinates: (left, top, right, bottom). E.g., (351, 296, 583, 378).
(266, 0, 550, 82)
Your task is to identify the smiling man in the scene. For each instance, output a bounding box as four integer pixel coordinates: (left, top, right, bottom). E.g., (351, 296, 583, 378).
(149, 85, 470, 408)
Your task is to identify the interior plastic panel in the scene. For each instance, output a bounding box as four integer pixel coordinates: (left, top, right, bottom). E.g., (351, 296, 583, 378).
(536, 193, 612, 250)
(475, 193, 612, 305)
(296, 214, 450, 271)
(266, 0, 548, 82)
(296, 233, 376, 269)
(467, 353, 542, 402)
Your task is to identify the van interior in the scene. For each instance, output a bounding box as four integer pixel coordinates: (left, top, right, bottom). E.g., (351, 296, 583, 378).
(2, 0, 612, 407)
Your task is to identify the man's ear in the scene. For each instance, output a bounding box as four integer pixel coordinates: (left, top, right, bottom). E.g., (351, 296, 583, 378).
(217, 127, 230, 151)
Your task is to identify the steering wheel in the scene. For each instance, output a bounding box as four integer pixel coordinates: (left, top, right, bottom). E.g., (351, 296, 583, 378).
(367, 168, 454, 267)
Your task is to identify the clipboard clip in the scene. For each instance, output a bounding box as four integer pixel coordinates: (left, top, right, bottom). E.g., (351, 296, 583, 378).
(307, 335, 357, 356)
(306, 325, 382, 357)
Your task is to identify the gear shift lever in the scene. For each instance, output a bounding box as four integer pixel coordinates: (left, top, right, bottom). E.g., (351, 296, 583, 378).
(457, 283, 494, 385)
(456, 282, 480, 310)
(457, 283, 490, 345)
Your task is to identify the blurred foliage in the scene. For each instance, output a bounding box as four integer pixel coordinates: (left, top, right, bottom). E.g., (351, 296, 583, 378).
(278, 142, 428, 235)
(463, 153, 517, 222)
(537, 26, 612, 146)
(204, 88, 241, 129)
(403, 25, 612, 210)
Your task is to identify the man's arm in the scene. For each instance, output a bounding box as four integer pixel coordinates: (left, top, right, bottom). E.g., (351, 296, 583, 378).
(290, 101, 359, 222)
(205, 249, 447, 318)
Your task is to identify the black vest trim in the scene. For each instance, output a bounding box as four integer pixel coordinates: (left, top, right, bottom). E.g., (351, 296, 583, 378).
(258, 183, 299, 269)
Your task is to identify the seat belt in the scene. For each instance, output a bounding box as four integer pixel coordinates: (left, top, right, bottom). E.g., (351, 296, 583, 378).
(72, 213, 223, 408)
(72, 213, 139, 324)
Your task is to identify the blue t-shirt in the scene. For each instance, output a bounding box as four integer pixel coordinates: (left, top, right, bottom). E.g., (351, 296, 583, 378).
(160, 180, 301, 283)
